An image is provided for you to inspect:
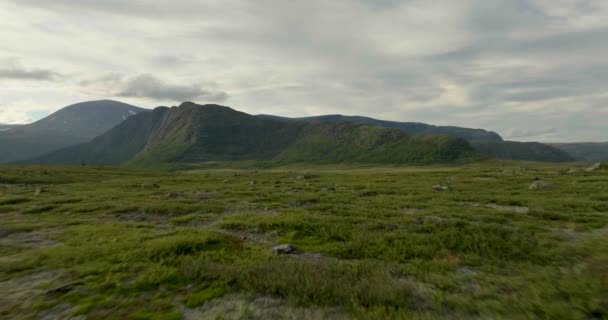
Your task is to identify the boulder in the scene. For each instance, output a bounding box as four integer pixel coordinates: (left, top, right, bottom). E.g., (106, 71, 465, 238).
(297, 173, 319, 180)
(585, 163, 603, 172)
(433, 185, 448, 191)
(529, 180, 555, 190)
(272, 244, 298, 255)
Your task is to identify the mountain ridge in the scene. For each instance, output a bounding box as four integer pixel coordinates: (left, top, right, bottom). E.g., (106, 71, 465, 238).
(27, 102, 477, 166)
(0, 100, 147, 163)
(257, 114, 504, 144)
(257, 114, 574, 162)
(549, 142, 608, 162)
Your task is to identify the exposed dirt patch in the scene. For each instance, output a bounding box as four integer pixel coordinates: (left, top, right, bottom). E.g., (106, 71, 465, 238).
(0, 271, 82, 319)
(465, 202, 530, 214)
(162, 191, 217, 200)
(0, 231, 57, 248)
(223, 208, 280, 217)
(106, 212, 170, 223)
(550, 225, 608, 243)
(179, 294, 348, 320)
(400, 208, 425, 214)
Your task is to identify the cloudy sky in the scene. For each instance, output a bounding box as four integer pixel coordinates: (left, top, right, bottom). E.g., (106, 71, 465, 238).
(0, 0, 607, 142)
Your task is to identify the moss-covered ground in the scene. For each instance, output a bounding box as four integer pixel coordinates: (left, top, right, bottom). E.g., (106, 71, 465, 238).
(0, 161, 606, 319)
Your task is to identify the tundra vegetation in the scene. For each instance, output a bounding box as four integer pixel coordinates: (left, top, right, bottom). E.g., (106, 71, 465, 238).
(0, 161, 606, 319)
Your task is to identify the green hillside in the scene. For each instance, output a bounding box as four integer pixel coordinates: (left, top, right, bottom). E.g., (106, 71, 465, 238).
(30, 102, 476, 167)
(26, 107, 170, 166)
(275, 123, 475, 164)
(550, 142, 608, 162)
(473, 141, 575, 162)
(257, 114, 503, 144)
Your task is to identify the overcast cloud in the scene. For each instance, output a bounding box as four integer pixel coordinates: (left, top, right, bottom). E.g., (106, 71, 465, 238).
(0, 0, 606, 142)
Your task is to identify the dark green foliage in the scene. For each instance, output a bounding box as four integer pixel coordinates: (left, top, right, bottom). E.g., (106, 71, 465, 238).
(275, 123, 476, 164)
(259, 114, 586, 163)
(550, 142, 608, 161)
(257, 114, 504, 144)
(473, 141, 575, 162)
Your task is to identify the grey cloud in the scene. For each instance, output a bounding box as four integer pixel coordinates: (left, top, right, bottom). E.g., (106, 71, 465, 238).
(504, 127, 559, 139)
(80, 74, 228, 102)
(8, 0, 234, 20)
(0, 58, 60, 81)
(2, 0, 608, 141)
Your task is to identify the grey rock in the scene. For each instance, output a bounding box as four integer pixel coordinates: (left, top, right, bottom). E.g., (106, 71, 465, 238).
(432, 185, 448, 191)
(272, 244, 298, 255)
(585, 163, 603, 172)
(529, 180, 555, 190)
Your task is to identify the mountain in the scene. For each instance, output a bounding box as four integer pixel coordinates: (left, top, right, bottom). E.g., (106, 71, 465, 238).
(29, 102, 476, 166)
(0, 100, 147, 163)
(472, 141, 575, 162)
(256, 114, 503, 144)
(0, 124, 21, 132)
(549, 142, 608, 162)
(256, 114, 578, 162)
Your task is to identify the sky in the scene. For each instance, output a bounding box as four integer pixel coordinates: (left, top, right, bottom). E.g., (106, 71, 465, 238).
(0, 0, 607, 142)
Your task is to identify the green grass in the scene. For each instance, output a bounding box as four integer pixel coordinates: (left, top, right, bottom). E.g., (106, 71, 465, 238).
(0, 161, 606, 319)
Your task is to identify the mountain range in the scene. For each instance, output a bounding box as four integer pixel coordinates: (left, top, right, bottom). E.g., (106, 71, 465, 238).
(256, 114, 503, 144)
(2, 100, 605, 166)
(258, 115, 575, 162)
(549, 142, 608, 162)
(0, 100, 146, 163)
(27, 102, 476, 166)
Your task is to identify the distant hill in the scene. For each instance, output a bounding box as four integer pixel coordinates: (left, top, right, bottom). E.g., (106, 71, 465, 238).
(29, 102, 476, 166)
(549, 142, 608, 162)
(473, 141, 575, 162)
(0, 100, 147, 163)
(257, 114, 580, 162)
(257, 114, 503, 144)
(0, 124, 21, 132)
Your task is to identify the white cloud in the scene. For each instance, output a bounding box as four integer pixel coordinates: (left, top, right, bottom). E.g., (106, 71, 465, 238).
(0, 0, 606, 141)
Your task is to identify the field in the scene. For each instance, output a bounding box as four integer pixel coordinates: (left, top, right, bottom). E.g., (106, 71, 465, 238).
(0, 162, 606, 319)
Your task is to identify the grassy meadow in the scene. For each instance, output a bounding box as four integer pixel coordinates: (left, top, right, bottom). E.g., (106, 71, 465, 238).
(0, 161, 606, 319)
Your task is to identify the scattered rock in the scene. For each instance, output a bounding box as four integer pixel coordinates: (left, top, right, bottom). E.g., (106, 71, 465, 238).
(432, 185, 448, 191)
(529, 180, 555, 190)
(222, 179, 231, 184)
(288, 200, 318, 208)
(360, 191, 379, 197)
(585, 163, 603, 172)
(322, 185, 336, 192)
(141, 183, 160, 189)
(34, 187, 46, 196)
(297, 173, 318, 180)
(46, 282, 82, 295)
(249, 181, 257, 185)
(267, 230, 285, 238)
(566, 168, 581, 174)
(272, 244, 298, 255)
(164, 192, 215, 200)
